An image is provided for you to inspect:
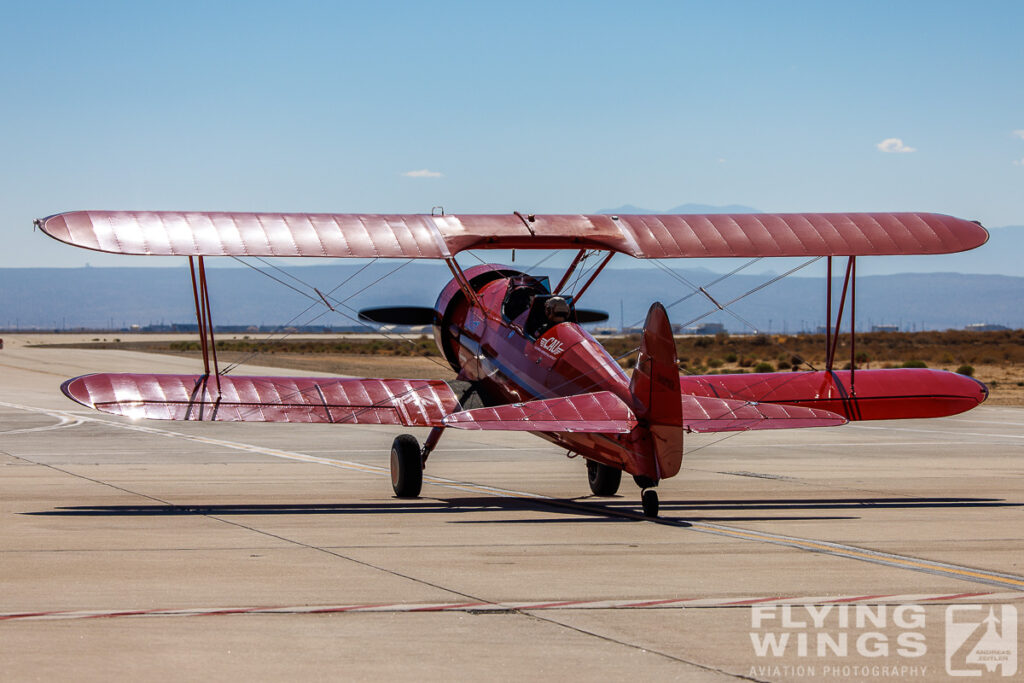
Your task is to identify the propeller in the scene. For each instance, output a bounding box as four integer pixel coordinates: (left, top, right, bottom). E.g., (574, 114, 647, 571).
(358, 306, 608, 326)
(357, 306, 437, 326)
(574, 309, 610, 324)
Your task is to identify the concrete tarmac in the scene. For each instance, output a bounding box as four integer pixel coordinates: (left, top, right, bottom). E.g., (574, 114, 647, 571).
(1, 338, 1022, 681)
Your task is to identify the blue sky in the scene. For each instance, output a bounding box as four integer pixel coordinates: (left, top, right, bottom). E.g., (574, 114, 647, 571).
(1, 1, 1022, 268)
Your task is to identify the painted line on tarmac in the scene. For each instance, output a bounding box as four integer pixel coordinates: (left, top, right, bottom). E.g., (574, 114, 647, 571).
(723, 440, 1005, 448)
(0, 401, 559, 500)
(0, 412, 83, 436)
(4, 401, 1024, 591)
(850, 423, 1024, 440)
(681, 522, 1024, 590)
(943, 417, 1024, 427)
(4, 592, 1023, 622)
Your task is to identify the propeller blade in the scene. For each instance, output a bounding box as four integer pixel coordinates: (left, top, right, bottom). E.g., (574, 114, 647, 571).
(574, 309, 609, 324)
(357, 306, 437, 326)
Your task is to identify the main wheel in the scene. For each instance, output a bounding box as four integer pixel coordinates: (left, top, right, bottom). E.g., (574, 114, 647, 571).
(641, 489, 660, 518)
(587, 460, 622, 496)
(390, 434, 423, 498)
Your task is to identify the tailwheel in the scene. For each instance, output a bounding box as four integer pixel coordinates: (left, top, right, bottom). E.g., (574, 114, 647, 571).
(641, 489, 660, 518)
(390, 434, 423, 498)
(586, 460, 622, 496)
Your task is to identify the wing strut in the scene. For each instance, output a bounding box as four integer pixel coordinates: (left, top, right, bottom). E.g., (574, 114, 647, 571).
(553, 249, 587, 294)
(188, 256, 221, 396)
(824, 256, 857, 395)
(572, 252, 614, 303)
(444, 257, 482, 309)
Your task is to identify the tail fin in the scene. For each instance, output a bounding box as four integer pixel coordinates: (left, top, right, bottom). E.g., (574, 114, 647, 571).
(629, 302, 683, 479)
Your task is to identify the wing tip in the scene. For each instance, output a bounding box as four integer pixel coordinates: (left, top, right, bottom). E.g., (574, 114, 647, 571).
(35, 213, 67, 241)
(35, 211, 113, 253)
(60, 374, 97, 408)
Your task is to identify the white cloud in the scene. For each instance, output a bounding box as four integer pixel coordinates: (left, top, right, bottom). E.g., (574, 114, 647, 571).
(401, 169, 443, 178)
(1013, 130, 1024, 140)
(876, 138, 916, 153)
(1015, 158, 1024, 166)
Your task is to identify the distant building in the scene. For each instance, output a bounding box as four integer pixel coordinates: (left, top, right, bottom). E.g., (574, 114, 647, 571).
(681, 322, 726, 335)
(139, 323, 367, 333)
(871, 325, 899, 333)
(964, 323, 1010, 332)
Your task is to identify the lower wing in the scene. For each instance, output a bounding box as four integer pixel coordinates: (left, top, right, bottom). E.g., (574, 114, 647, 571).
(679, 368, 987, 421)
(62, 373, 845, 433)
(442, 391, 844, 433)
(61, 373, 460, 426)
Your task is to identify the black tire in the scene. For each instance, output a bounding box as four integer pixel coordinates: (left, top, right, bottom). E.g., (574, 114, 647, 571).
(390, 434, 422, 498)
(641, 489, 660, 518)
(587, 460, 622, 496)
(633, 474, 658, 490)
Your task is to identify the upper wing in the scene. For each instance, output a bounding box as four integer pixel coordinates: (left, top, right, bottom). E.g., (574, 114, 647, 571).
(37, 211, 987, 259)
(61, 373, 460, 425)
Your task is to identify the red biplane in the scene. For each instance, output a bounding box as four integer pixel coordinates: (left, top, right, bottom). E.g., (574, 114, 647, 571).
(37, 210, 989, 516)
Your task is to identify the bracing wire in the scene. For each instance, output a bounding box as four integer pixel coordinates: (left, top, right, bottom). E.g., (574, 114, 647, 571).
(219, 257, 382, 374)
(195, 251, 832, 435)
(218, 257, 456, 378)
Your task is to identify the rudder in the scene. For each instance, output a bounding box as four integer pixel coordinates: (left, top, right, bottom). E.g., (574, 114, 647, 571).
(629, 302, 683, 479)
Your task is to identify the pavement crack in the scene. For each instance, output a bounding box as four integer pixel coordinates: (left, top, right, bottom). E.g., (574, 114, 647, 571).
(201, 513, 487, 603)
(4, 452, 173, 506)
(521, 611, 766, 681)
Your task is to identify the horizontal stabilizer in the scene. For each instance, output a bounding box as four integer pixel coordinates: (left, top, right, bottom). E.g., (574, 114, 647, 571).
(682, 394, 846, 433)
(61, 373, 460, 426)
(443, 391, 636, 433)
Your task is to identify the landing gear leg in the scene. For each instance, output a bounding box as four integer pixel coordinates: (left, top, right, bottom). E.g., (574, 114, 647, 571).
(633, 474, 660, 518)
(421, 426, 445, 466)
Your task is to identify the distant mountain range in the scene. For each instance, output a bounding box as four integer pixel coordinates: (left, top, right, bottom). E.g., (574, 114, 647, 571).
(597, 203, 762, 215)
(4, 203, 1018, 332)
(2, 262, 1021, 333)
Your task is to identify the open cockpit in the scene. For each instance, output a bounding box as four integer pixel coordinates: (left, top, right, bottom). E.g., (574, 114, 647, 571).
(500, 275, 578, 338)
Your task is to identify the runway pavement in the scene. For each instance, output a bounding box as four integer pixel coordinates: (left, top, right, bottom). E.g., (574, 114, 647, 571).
(1, 337, 1022, 681)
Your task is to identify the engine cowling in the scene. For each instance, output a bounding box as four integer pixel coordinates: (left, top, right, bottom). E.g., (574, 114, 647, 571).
(432, 265, 528, 373)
